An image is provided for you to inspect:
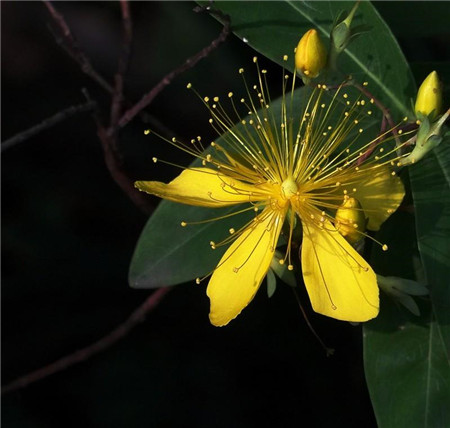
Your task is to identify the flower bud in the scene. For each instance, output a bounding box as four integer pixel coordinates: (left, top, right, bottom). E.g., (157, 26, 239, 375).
(295, 29, 327, 79)
(335, 197, 366, 244)
(415, 71, 443, 119)
(331, 1, 359, 54)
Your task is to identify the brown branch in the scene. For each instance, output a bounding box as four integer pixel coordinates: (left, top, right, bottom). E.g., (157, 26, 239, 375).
(95, 117, 155, 215)
(43, 0, 114, 94)
(110, 0, 133, 129)
(1, 101, 96, 152)
(1, 287, 172, 395)
(117, 8, 231, 129)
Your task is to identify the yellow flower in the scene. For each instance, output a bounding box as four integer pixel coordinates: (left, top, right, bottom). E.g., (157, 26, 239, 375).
(295, 29, 327, 78)
(415, 71, 442, 119)
(136, 58, 405, 326)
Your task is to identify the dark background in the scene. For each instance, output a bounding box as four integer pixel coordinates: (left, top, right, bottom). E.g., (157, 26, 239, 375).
(2, 2, 449, 427)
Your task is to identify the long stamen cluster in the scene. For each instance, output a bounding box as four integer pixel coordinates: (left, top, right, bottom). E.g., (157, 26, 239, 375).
(137, 55, 410, 324)
(154, 58, 407, 257)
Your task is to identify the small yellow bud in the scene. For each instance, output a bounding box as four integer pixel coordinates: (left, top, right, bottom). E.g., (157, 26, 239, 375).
(335, 197, 366, 244)
(415, 71, 443, 119)
(295, 29, 327, 79)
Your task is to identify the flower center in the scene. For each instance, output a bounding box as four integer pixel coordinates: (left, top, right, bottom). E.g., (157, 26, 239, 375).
(281, 177, 298, 200)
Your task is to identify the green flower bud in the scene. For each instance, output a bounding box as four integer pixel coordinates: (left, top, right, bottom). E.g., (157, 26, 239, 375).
(335, 197, 366, 244)
(295, 29, 327, 79)
(331, 1, 359, 53)
(415, 71, 443, 119)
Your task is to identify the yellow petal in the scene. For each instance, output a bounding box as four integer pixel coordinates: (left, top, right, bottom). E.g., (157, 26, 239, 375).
(135, 168, 265, 207)
(207, 208, 285, 326)
(355, 167, 405, 231)
(301, 220, 379, 322)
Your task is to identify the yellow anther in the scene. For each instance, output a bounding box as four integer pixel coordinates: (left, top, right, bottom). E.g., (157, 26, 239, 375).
(181, 221, 187, 227)
(144, 129, 150, 135)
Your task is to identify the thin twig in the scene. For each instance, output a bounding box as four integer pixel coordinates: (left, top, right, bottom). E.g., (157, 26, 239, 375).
(96, 118, 155, 215)
(110, 0, 133, 129)
(117, 8, 230, 129)
(2, 287, 172, 395)
(43, 0, 114, 94)
(1, 101, 96, 152)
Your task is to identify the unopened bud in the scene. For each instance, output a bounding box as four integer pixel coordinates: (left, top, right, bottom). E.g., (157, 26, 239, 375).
(331, 2, 358, 53)
(295, 29, 327, 79)
(415, 71, 443, 119)
(335, 197, 366, 244)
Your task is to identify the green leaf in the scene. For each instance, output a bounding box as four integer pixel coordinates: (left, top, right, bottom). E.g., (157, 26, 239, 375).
(366, 184, 450, 426)
(208, 0, 414, 115)
(364, 300, 450, 427)
(129, 202, 251, 288)
(410, 141, 450, 354)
